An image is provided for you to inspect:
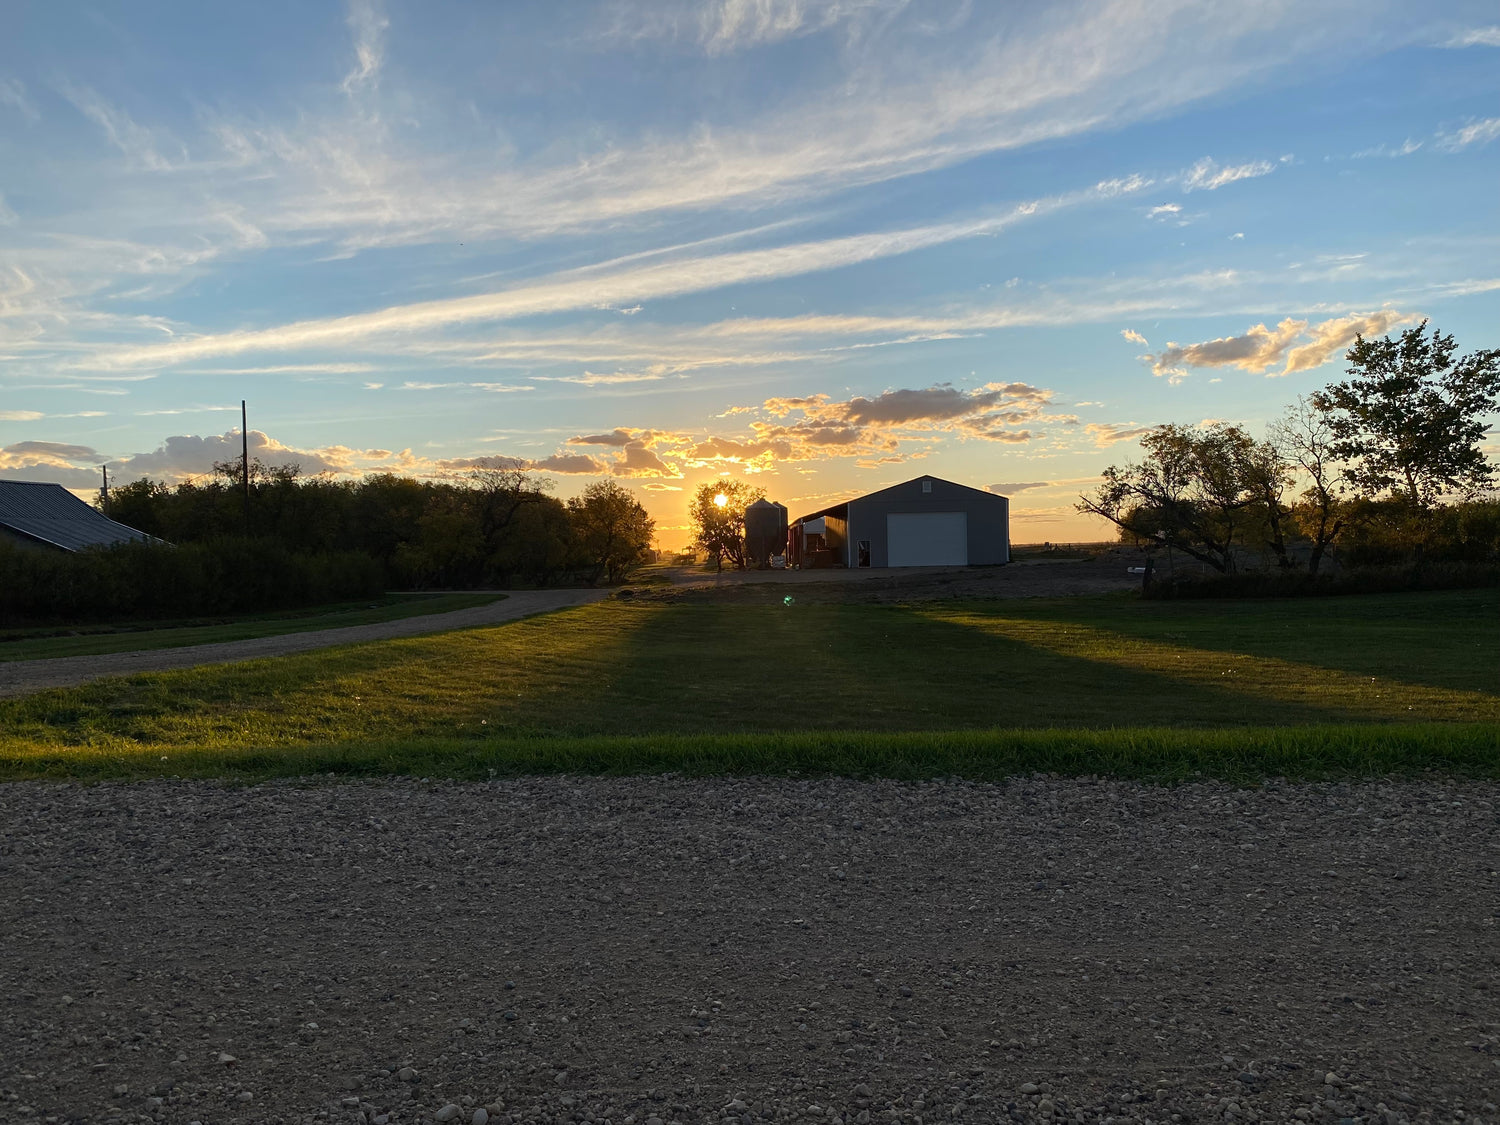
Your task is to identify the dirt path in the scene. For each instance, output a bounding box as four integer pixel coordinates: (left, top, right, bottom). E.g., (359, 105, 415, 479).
(0, 589, 606, 699)
(1, 775, 1494, 1124)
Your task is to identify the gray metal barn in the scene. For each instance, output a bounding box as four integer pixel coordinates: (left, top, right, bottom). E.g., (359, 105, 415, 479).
(787, 475, 1009, 568)
(0, 480, 152, 552)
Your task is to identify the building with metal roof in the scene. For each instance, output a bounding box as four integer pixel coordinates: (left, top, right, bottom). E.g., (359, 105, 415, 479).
(787, 475, 1009, 568)
(0, 480, 152, 553)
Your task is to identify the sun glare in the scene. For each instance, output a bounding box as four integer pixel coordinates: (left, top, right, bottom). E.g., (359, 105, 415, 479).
(713, 493, 728, 508)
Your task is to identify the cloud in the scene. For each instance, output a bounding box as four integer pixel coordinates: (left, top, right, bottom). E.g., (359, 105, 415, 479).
(1085, 423, 1158, 447)
(1181, 156, 1275, 192)
(641, 482, 683, 491)
(1443, 26, 1500, 47)
(0, 410, 44, 421)
(1281, 310, 1414, 373)
(1120, 328, 1148, 346)
(1147, 203, 1181, 218)
(601, 0, 905, 56)
(0, 77, 38, 121)
(527, 453, 608, 475)
(570, 429, 636, 447)
(1147, 311, 1415, 377)
(534, 371, 665, 386)
(89, 190, 1108, 369)
(58, 84, 176, 171)
(341, 0, 389, 95)
(1438, 117, 1500, 151)
(2, 440, 105, 463)
(989, 481, 1050, 495)
(470, 383, 536, 393)
(178, 363, 377, 375)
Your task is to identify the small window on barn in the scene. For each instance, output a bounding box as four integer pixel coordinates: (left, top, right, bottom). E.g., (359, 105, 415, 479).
(922, 479, 932, 493)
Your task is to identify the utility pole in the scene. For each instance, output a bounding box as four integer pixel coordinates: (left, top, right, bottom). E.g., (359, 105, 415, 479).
(100, 464, 109, 515)
(241, 400, 251, 536)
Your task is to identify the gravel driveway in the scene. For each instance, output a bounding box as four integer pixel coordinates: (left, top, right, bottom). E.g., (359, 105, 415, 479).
(0, 589, 606, 699)
(2, 775, 1495, 1125)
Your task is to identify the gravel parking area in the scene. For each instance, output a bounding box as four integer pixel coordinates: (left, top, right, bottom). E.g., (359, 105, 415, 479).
(2, 775, 1496, 1125)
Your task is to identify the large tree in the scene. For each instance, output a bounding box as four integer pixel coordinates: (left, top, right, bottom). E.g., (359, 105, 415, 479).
(1312, 321, 1500, 513)
(567, 481, 655, 584)
(689, 479, 764, 571)
(1077, 422, 1264, 573)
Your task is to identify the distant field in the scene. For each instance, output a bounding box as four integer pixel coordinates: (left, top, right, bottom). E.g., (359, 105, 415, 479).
(0, 591, 504, 663)
(1, 588, 1495, 781)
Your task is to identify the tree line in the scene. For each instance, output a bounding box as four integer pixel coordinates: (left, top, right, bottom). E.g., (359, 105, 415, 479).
(0, 462, 655, 625)
(1077, 322, 1500, 581)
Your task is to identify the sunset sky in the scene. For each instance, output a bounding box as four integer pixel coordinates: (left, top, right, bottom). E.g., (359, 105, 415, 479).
(2, 1, 1498, 547)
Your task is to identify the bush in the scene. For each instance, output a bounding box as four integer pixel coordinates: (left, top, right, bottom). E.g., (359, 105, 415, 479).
(0, 538, 386, 626)
(1143, 561, 1500, 600)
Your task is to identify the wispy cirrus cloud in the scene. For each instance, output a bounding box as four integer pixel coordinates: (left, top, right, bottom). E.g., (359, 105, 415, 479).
(341, 0, 389, 95)
(599, 0, 907, 56)
(87, 182, 1139, 368)
(1437, 117, 1500, 151)
(1180, 156, 1277, 192)
(1442, 26, 1500, 47)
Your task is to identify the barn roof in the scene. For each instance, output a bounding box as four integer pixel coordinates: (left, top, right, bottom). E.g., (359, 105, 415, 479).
(0, 480, 152, 552)
(792, 475, 1004, 523)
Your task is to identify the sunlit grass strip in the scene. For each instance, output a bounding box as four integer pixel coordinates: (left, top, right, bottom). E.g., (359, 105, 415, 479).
(3, 724, 1496, 784)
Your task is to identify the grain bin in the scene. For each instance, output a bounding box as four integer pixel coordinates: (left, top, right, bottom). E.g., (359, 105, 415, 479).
(744, 499, 788, 567)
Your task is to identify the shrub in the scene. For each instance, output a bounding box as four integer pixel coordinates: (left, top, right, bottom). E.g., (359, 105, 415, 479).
(0, 538, 386, 626)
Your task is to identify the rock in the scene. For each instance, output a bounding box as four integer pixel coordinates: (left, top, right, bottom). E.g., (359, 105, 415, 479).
(1020, 1084, 1040, 1096)
(503, 1010, 518, 1021)
(725, 1099, 749, 1112)
(1324, 1072, 1343, 1088)
(554, 1069, 570, 1086)
(397, 1067, 418, 1082)
(235, 1090, 253, 1102)
(854, 1085, 873, 1098)
(472, 1109, 489, 1125)
(342, 1096, 361, 1108)
(435, 1105, 462, 1122)
(217, 1052, 238, 1066)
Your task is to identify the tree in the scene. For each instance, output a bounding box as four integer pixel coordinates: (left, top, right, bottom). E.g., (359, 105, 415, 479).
(1077, 423, 1262, 573)
(689, 479, 764, 571)
(1269, 396, 1347, 574)
(1312, 321, 1500, 515)
(567, 481, 655, 584)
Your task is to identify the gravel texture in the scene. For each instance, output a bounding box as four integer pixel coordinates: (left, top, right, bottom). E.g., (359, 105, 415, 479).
(2, 775, 1497, 1125)
(0, 590, 606, 700)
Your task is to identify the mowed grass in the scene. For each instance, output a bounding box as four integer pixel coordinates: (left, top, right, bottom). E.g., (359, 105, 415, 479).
(0, 591, 504, 663)
(0, 587, 1495, 782)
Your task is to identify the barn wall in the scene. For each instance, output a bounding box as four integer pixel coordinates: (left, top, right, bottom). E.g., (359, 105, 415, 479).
(846, 478, 1009, 567)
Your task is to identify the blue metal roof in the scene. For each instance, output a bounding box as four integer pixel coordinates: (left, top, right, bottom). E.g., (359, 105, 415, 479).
(0, 480, 152, 552)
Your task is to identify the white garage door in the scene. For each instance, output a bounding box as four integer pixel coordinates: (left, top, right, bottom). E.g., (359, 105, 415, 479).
(887, 512, 968, 567)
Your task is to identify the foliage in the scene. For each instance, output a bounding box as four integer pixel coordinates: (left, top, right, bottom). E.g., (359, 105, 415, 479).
(567, 480, 656, 584)
(93, 460, 655, 594)
(0, 538, 384, 626)
(1077, 422, 1270, 572)
(1312, 320, 1500, 512)
(1081, 323, 1498, 578)
(688, 478, 764, 570)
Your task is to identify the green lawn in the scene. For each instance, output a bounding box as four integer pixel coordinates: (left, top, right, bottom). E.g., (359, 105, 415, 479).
(0, 591, 504, 663)
(1, 588, 1495, 782)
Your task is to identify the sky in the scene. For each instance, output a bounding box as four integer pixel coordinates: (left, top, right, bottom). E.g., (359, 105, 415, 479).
(1, 0, 1498, 549)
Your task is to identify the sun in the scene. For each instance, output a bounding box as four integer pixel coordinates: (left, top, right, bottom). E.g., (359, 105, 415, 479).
(713, 492, 728, 508)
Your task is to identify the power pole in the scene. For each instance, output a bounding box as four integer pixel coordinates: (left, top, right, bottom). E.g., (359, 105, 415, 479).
(100, 464, 109, 515)
(241, 400, 251, 536)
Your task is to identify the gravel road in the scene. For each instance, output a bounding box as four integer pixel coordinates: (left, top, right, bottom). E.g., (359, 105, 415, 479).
(2, 775, 1496, 1125)
(0, 590, 606, 699)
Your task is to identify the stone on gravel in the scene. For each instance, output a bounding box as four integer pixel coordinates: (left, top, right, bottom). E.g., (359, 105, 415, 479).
(435, 1104, 461, 1122)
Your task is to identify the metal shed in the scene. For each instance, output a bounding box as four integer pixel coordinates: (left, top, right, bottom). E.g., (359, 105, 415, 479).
(0, 480, 152, 552)
(789, 475, 1008, 568)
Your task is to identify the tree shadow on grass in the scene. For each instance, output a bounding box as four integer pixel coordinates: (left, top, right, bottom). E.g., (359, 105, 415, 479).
(967, 589, 1500, 697)
(589, 602, 1380, 732)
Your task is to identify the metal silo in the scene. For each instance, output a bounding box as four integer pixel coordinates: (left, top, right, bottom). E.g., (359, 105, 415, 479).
(744, 499, 788, 567)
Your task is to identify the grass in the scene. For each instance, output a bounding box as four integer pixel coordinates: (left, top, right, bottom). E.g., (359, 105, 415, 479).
(0, 587, 1494, 782)
(0, 591, 505, 663)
